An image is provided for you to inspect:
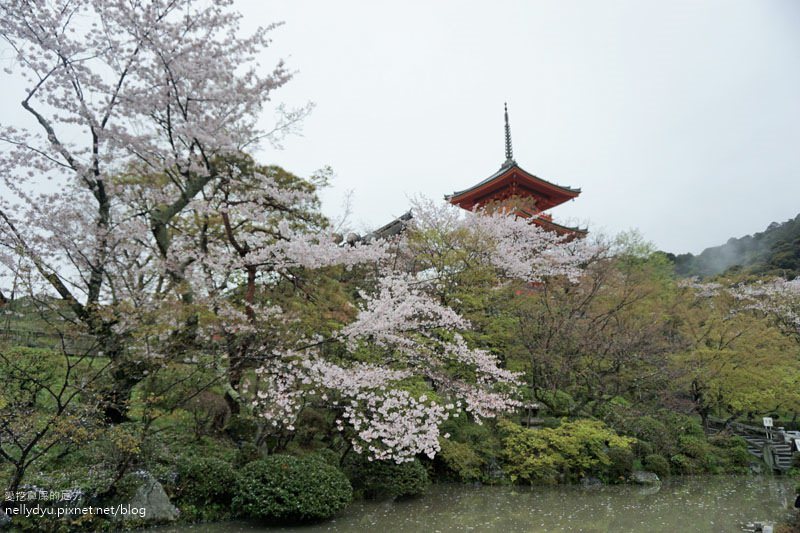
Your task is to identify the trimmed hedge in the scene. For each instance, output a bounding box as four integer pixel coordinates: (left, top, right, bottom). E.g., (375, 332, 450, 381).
(233, 455, 352, 522)
(345, 457, 429, 500)
(174, 456, 238, 521)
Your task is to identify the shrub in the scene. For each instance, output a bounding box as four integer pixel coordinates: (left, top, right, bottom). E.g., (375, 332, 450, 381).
(345, 457, 430, 500)
(306, 448, 341, 468)
(499, 419, 635, 484)
(604, 447, 635, 483)
(708, 434, 747, 449)
(226, 413, 260, 444)
(234, 455, 352, 522)
(678, 435, 710, 459)
(234, 442, 263, 467)
(184, 390, 231, 438)
(629, 416, 674, 456)
(174, 456, 238, 521)
(537, 390, 575, 417)
(433, 417, 503, 483)
(660, 412, 704, 438)
(709, 435, 751, 471)
(643, 454, 671, 478)
(677, 435, 730, 472)
(632, 439, 654, 459)
(437, 439, 485, 482)
(670, 453, 701, 475)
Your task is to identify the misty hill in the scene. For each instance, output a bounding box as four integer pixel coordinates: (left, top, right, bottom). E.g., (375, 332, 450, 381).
(668, 213, 800, 278)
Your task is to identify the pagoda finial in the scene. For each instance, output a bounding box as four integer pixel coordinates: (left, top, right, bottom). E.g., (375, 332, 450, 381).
(504, 102, 515, 166)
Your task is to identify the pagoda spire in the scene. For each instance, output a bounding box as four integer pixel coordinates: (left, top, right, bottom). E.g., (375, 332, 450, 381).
(503, 102, 515, 166)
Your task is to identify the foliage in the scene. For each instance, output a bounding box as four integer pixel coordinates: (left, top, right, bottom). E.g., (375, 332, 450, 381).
(508, 246, 679, 418)
(604, 447, 635, 483)
(432, 416, 504, 483)
(234, 442, 264, 468)
(669, 454, 700, 475)
(344, 457, 430, 500)
(233, 455, 352, 522)
(642, 454, 671, 478)
(499, 419, 634, 483)
(436, 439, 486, 482)
(173, 456, 238, 522)
(0, 346, 104, 493)
(660, 432, 751, 475)
(674, 281, 800, 422)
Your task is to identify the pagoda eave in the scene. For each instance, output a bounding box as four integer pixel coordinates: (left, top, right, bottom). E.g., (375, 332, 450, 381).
(529, 216, 588, 237)
(446, 163, 580, 212)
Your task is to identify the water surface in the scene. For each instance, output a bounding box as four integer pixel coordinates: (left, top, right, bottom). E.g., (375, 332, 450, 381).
(161, 476, 796, 533)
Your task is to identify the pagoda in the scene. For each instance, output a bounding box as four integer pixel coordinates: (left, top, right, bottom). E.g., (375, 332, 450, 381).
(446, 104, 585, 236)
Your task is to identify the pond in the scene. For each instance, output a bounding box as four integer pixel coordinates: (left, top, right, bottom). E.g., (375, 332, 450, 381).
(161, 476, 797, 533)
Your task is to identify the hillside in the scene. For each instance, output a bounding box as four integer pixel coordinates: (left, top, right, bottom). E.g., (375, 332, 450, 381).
(669, 213, 800, 278)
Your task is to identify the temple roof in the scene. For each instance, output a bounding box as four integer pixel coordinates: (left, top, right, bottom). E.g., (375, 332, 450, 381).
(446, 162, 581, 212)
(526, 211, 588, 236)
(364, 211, 413, 241)
(446, 104, 581, 212)
(447, 161, 581, 199)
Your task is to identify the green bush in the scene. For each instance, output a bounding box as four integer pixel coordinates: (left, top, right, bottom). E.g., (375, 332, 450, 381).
(643, 454, 671, 478)
(703, 452, 723, 473)
(437, 439, 485, 482)
(537, 390, 575, 417)
(174, 456, 238, 521)
(604, 447, 635, 483)
(725, 449, 750, 467)
(433, 417, 503, 484)
(499, 419, 634, 484)
(670, 453, 701, 475)
(625, 412, 705, 460)
(709, 435, 751, 471)
(226, 413, 260, 444)
(708, 434, 747, 449)
(305, 447, 341, 468)
(678, 435, 710, 459)
(234, 442, 263, 467)
(661, 412, 704, 438)
(234, 455, 352, 522)
(632, 439, 654, 459)
(677, 434, 735, 473)
(345, 457, 430, 500)
(629, 416, 674, 456)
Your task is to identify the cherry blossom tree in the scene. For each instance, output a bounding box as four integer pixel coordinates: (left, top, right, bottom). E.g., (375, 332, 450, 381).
(239, 201, 594, 462)
(0, 0, 299, 421)
(729, 278, 800, 342)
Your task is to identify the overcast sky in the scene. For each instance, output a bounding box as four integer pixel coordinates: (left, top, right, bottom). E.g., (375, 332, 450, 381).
(2, 2, 798, 255)
(237, 0, 800, 254)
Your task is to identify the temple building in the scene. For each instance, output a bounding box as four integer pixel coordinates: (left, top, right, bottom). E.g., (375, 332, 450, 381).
(446, 103, 585, 236)
(364, 104, 584, 242)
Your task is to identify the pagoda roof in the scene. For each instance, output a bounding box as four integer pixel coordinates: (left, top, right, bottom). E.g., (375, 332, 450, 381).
(446, 161, 581, 212)
(527, 212, 588, 237)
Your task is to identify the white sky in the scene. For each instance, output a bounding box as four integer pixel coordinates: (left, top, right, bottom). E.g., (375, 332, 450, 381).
(1, 1, 799, 255)
(242, 0, 800, 254)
